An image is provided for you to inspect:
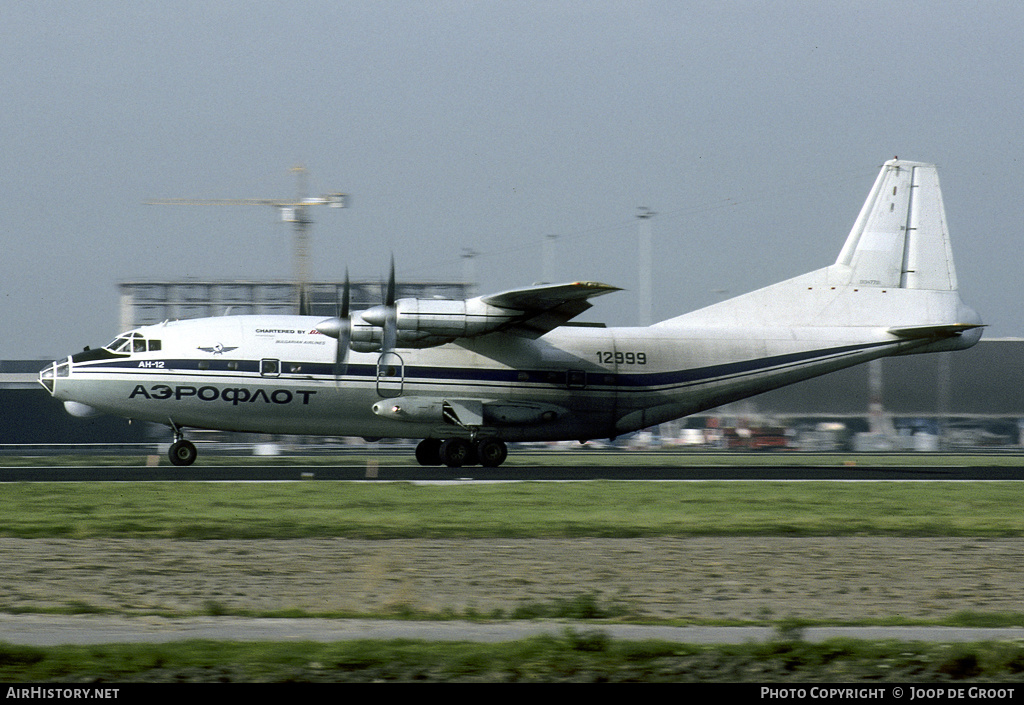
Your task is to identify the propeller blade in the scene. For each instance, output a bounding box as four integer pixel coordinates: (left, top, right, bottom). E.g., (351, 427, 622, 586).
(381, 257, 398, 352)
(385, 256, 396, 307)
(315, 271, 352, 376)
(335, 272, 352, 369)
(340, 269, 351, 320)
(361, 257, 400, 352)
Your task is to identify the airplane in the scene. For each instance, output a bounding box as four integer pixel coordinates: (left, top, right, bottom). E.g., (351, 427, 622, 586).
(39, 159, 983, 467)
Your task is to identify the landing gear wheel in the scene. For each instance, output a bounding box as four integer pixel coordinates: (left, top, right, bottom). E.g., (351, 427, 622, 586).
(168, 439, 197, 467)
(477, 439, 508, 468)
(415, 439, 442, 466)
(438, 438, 473, 468)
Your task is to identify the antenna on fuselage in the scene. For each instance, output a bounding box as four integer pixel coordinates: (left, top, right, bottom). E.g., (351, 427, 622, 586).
(636, 207, 656, 326)
(145, 166, 348, 314)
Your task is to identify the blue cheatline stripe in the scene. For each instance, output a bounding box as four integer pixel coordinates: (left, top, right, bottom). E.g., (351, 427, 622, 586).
(614, 340, 894, 393)
(70, 340, 894, 392)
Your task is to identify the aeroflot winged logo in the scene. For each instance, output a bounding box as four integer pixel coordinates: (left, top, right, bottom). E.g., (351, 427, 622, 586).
(197, 343, 238, 355)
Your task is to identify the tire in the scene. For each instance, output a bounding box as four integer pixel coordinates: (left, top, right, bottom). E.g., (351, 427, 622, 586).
(415, 439, 442, 466)
(438, 438, 472, 468)
(477, 439, 508, 467)
(168, 439, 198, 466)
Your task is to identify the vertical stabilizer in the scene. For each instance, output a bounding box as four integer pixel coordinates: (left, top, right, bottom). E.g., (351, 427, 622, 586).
(835, 159, 958, 291)
(657, 158, 979, 334)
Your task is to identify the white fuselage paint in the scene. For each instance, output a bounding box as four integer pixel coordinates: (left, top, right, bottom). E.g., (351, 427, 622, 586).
(42, 296, 978, 443)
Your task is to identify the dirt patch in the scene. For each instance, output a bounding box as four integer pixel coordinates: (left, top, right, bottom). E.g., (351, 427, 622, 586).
(2, 537, 1022, 622)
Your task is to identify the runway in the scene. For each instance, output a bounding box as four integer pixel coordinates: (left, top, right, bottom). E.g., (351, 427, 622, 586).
(1, 462, 1023, 482)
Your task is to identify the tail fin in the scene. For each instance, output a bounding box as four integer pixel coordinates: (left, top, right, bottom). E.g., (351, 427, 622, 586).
(659, 158, 981, 340)
(835, 159, 957, 291)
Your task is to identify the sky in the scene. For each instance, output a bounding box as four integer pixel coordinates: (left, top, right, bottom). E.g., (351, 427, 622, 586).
(2, 1, 1022, 360)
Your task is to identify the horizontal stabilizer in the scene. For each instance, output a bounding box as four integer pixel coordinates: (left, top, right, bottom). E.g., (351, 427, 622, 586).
(888, 323, 985, 339)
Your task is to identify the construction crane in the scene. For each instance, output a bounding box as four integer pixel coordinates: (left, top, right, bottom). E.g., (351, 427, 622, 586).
(146, 166, 347, 313)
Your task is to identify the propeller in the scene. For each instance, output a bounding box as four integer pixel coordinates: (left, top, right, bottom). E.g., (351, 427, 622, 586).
(314, 270, 352, 375)
(362, 255, 399, 353)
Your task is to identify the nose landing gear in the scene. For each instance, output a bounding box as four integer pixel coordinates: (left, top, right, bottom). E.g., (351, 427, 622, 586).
(168, 421, 197, 466)
(169, 439, 198, 466)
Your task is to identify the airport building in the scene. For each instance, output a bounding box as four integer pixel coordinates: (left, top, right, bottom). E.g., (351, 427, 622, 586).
(118, 279, 473, 333)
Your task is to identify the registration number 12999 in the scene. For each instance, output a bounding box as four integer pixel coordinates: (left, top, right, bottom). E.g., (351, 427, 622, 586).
(596, 351, 647, 365)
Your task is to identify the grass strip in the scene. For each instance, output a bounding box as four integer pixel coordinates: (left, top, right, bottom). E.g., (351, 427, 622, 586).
(2, 481, 1024, 539)
(3, 634, 1024, 682)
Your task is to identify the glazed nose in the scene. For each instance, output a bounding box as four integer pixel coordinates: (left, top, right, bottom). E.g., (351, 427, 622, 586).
(38, 358, 69, 395)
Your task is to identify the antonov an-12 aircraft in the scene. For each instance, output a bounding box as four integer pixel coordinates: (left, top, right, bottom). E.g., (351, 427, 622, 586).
(40, 159, 983, 467)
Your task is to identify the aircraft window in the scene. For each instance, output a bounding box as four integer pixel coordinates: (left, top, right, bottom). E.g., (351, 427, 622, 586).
(105, 333, 161, 354)
(567, 370, 587, 389)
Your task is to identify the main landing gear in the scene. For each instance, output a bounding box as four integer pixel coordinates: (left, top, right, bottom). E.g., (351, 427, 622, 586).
(415, 438, 508, 468)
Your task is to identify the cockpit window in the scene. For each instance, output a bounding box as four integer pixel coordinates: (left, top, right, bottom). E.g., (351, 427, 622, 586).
(105, 332, 161, 354)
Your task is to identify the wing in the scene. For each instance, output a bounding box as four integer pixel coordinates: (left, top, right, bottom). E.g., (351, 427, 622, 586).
(481, 281, 621, 338)
(343, 280, 622, 351)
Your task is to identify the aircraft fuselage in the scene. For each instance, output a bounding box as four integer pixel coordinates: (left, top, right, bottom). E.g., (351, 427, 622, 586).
(41, 304, 978, 444)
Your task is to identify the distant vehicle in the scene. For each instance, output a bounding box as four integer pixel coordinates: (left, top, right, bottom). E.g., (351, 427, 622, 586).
(726, 427, 790, 451)
(40, 160, 982, 467)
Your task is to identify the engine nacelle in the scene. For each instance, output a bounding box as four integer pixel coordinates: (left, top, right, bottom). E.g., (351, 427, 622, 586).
(371, 396, 567, 427)
(349, 324, 457, 351)
(359, 297, 519, 347)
